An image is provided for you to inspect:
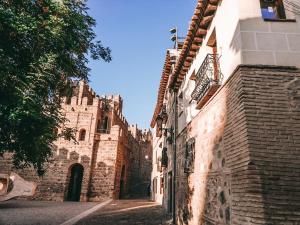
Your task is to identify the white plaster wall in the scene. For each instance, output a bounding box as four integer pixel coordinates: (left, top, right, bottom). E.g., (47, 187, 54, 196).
(151, 125, 164, 204)
(177, 0, 300, 134)
(238, 0, 300, 68)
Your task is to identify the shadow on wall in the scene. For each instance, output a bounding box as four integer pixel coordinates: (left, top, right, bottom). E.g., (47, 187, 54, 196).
(174, 14, 300, 224)
(88, 160, 115, 201)
(177, 67, 300, 224)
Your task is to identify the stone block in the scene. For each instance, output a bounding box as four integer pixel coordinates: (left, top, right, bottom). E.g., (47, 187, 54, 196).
(256, 33, 288, 51)
(241, 32, 257, 50)
(275, 52, 300, 67)
(270, 21, 300, 33)
(240, 18, 270, 32)
(242, 51, 275, 65)
(287, 34, 300, 51)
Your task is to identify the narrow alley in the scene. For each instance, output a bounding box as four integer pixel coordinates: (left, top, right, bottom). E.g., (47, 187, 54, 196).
(75, 199, 171, 225)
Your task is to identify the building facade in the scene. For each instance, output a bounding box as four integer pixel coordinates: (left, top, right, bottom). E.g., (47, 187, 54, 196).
(0, 81, 152, 202)
(151, 0, 300, 224)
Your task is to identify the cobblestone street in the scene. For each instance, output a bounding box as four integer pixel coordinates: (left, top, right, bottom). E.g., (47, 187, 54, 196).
(76, 199, 171, 225)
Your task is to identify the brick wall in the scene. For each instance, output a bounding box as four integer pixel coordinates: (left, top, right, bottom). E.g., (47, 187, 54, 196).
(176, 65, 300, 225)
(0, 82, 153, 202)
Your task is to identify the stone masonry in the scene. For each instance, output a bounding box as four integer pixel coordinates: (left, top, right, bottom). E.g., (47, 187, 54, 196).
(0, 81, 152, 202)
(175, 65, 300, 225)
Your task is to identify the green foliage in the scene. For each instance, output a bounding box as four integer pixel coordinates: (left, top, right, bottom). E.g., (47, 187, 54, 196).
(0, 0, 111, 175)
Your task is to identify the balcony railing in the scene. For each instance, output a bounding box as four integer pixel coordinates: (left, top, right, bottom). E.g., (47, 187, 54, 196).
(191, 54, 223, 109)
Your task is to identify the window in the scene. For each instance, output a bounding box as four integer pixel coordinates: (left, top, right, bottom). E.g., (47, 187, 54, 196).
(153, 177, 157, 194)
(157, 157, 162, 172)
(184, 138, 195, 174)
(103, 116, 109, 131)
(260, 0, 286, 20)
(162, 147, 168, 167)
(79, 129, 86, 141)
(54, 127, 58, 136)
(98, 116, 110, 133)
(66, 97, 71, 104)
(160, 177, 164, 194)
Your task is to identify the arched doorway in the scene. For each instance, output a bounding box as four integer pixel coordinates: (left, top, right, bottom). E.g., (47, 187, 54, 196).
(67, 164, 84, 201)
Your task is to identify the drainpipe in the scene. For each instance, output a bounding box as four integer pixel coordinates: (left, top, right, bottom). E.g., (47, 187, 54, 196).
(172, 90, 178, 225)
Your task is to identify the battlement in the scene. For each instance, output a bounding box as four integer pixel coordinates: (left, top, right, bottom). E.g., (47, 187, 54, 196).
(62, 81, 124, 113)
(128, 124, 152, 141)
(60, 81, 149, 141)
(99, 94, 123, 114)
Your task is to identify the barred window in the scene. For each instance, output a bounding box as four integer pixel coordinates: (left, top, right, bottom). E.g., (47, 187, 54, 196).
(184, 138, 195, 174)
(162, 147, 168, 167)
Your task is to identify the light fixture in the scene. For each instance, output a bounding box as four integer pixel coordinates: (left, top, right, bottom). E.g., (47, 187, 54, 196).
(163, 127, 173, 144)
(170, 28, 177, 34)
(156, 115, 163, 129)
(171, 35, 177, 42)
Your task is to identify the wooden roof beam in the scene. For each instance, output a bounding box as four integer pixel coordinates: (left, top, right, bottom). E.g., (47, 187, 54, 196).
(204, 4, 217, 16)
(191, 44, 200, 51)
(200, 15, 214, 27)
(196, 28, 207, 37)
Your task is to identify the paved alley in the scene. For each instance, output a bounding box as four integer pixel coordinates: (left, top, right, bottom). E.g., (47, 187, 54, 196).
(0, 200, 99, 225)
(76, 199, 171, 225)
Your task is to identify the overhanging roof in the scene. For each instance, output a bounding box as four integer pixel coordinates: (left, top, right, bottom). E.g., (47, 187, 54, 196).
(150, 51, 172, 128)
(169, 0, 219, 90)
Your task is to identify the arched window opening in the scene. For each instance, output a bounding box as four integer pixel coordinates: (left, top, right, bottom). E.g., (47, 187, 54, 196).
(99, 116, 110, 134)
(103, 116, 109, 130)
(79, 129, 86, 141)
(66, 97, 71, 105)
(54, 127, 59, 137)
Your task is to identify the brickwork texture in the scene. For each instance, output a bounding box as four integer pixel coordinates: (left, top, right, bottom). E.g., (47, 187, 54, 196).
(175, 65, 300, 225)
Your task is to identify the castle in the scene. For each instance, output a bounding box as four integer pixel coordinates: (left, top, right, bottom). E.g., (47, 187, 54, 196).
(0, 81, 152, 202)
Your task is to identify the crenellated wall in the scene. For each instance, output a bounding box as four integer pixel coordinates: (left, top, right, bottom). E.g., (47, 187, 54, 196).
(0, 81, 152, 202)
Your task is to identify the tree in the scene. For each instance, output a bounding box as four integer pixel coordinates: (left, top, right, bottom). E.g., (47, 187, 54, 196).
(0, 0, 111, 175)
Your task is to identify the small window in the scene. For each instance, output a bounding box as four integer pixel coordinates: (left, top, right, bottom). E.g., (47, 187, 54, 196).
(79, 129, 86, 141)
(160, 177, 164, 194)
(99, 116, 110, 133)
(54, 127, 59, 136)
(162, 147, 168, 167)
(260, 0, 286, 20)
(184, 138, 195, 174)
(153, 177, 157, 194)
(157, 157, 162, 172)
(66, 97, 71, 104)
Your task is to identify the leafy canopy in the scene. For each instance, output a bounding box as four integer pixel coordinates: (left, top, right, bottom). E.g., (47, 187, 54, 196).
(0, 0, 111, 175)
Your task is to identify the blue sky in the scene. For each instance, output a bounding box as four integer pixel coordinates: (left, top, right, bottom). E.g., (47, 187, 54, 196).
(87, 0, 197, 129)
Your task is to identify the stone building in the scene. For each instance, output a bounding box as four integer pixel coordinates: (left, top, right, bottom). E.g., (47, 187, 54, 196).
(0, 81, 152, 202)
(151, 0, 300, 224)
